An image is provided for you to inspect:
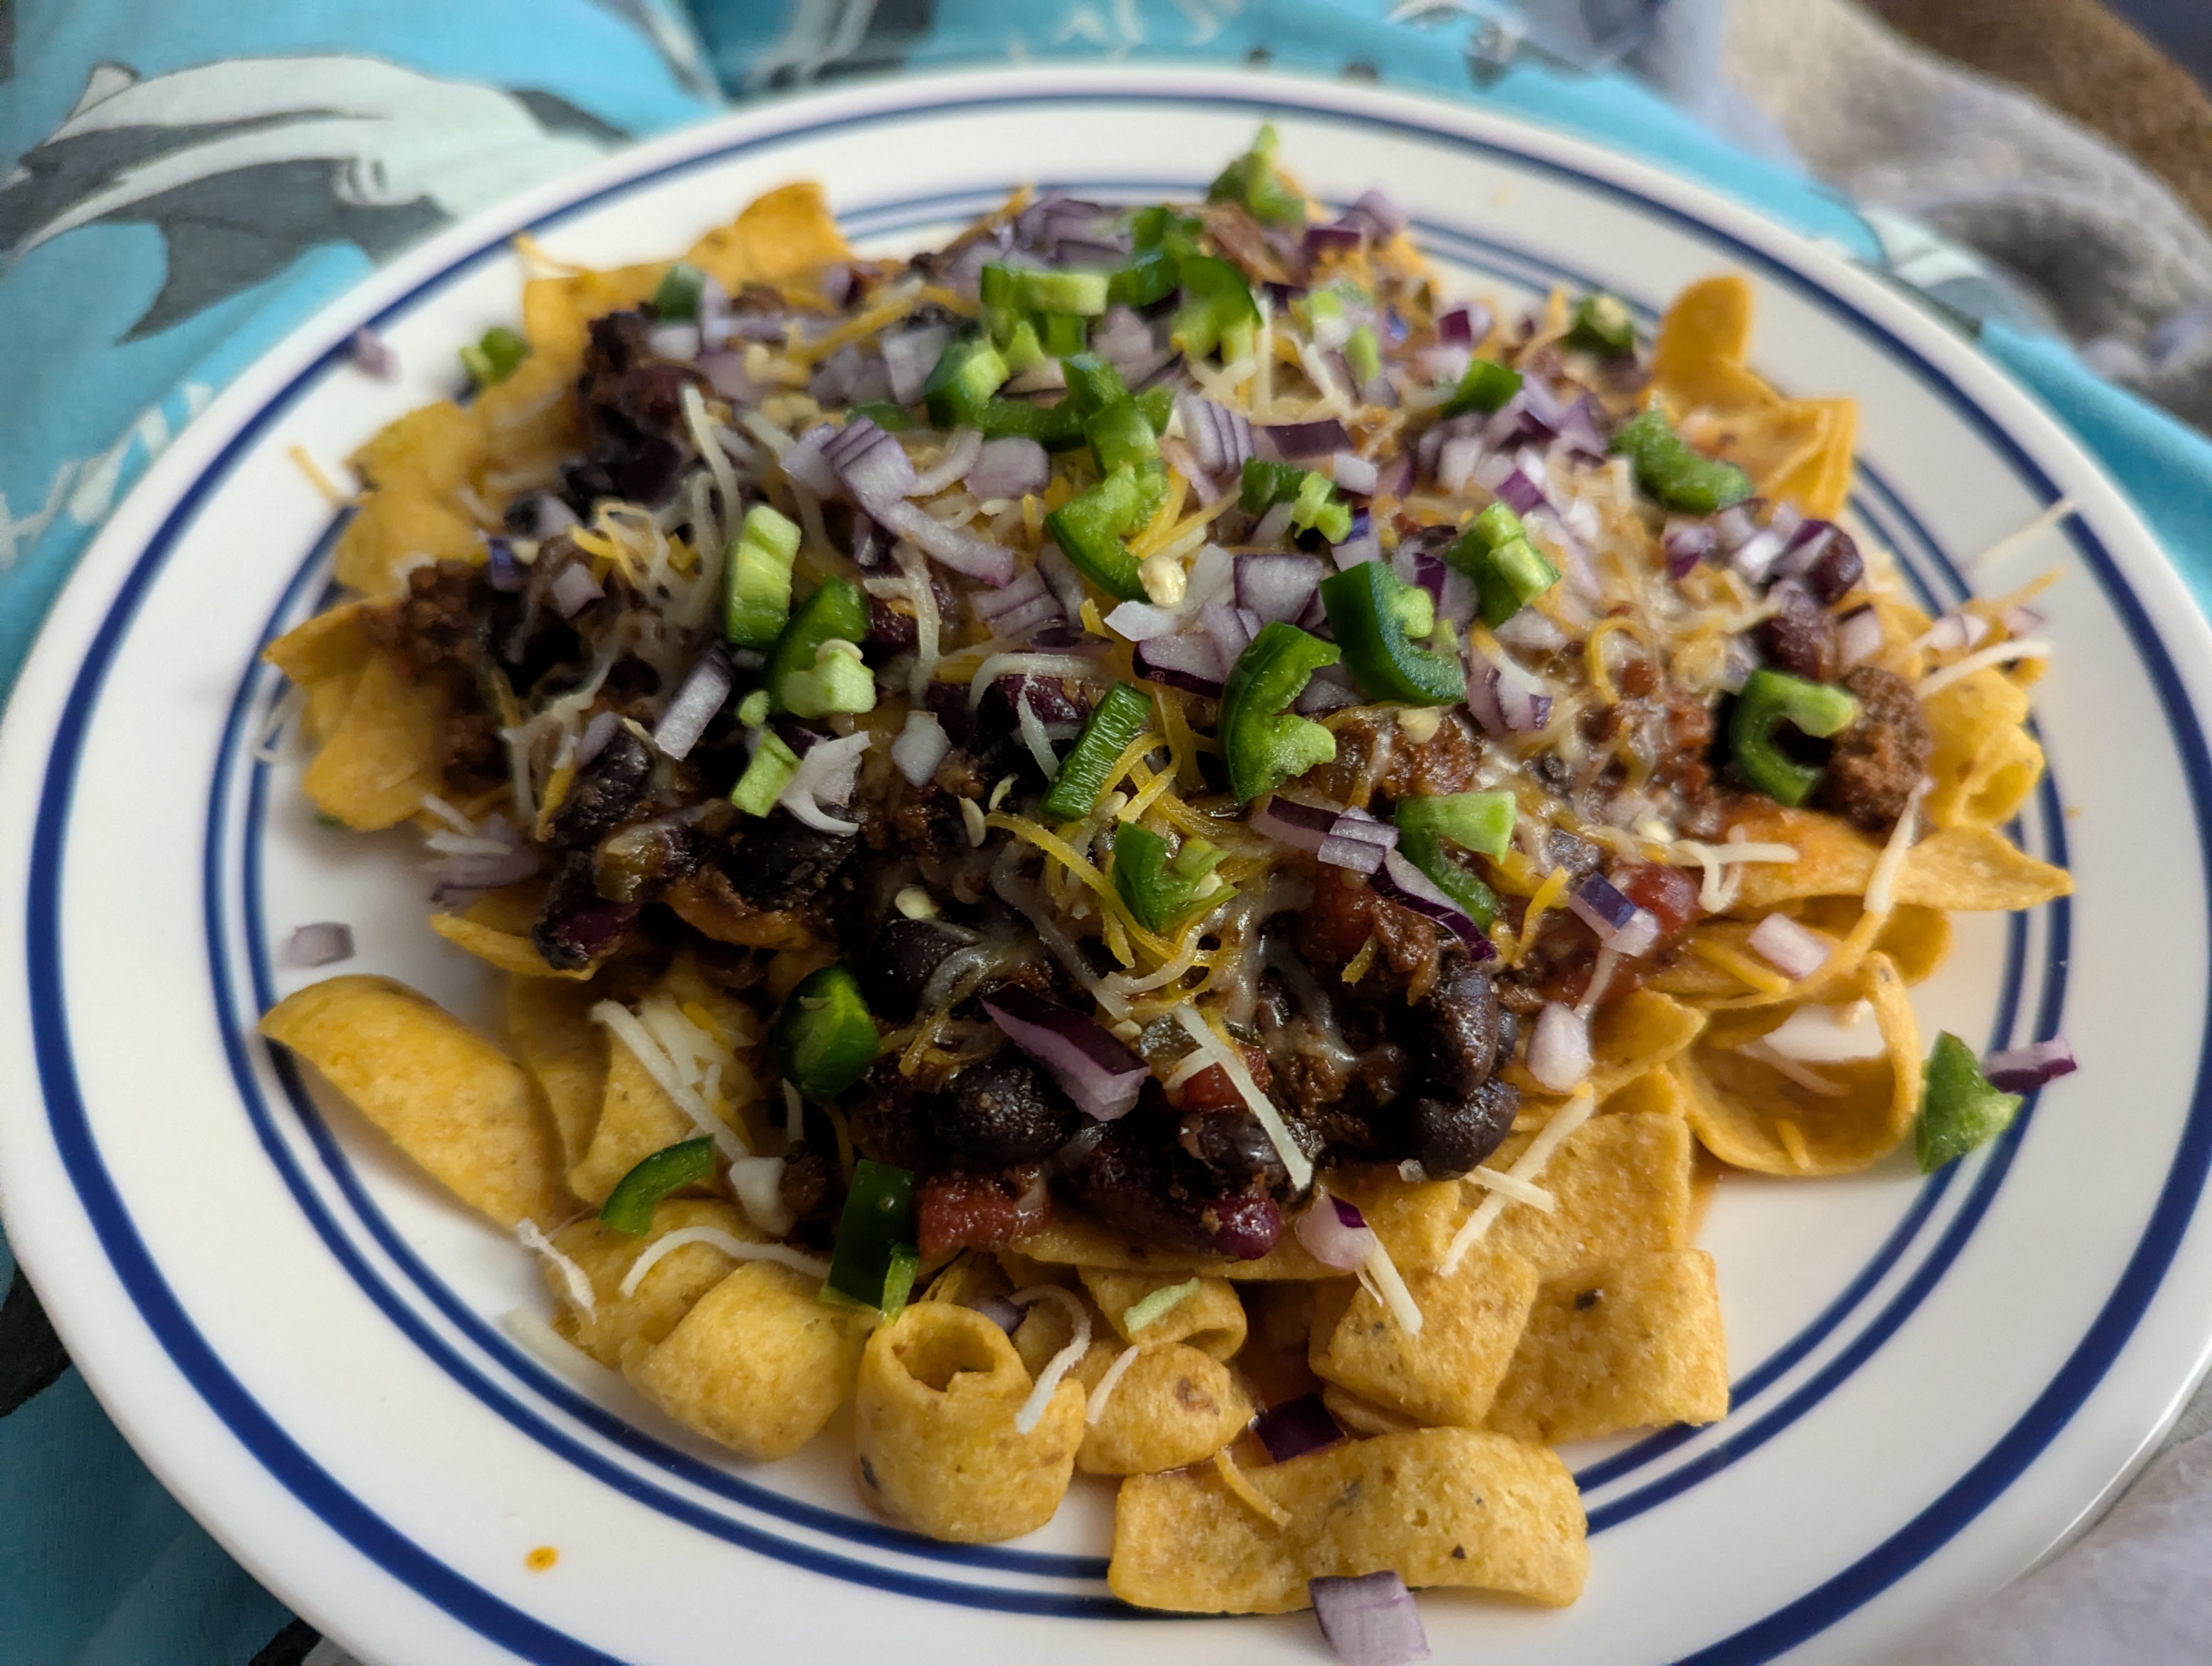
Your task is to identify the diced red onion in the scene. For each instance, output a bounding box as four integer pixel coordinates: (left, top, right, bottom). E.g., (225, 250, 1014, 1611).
(1251, 799, 1398, 874)
(975, 566, 1054, 627)
(1568, 872, 1635, 933)
(1372, 453, 1414, 501)
(780, 730, 871, 834)
(1924, 612, 1991, 654)
(983, 986, 1149, 1122)
(575, 710, 621, 768)
(1714, 503, 1761, 552)
(1262, 419, 1353, 462)
(1135, 632, 1229, 696)
(651, 647, 733, 761)
(1176, 390, 1253, 479)
(1414, 344, 1472, 387)
(484, 537, 527, 593)
(1330, 453, 1380, 495)
(1983, 1037, 2077, 1093)
(349, 328, 398, 380)
(507, 490, 579, 540)
(1434, 304, 1480, 348)
(1493, 606, 1565, 655)
(880, 323, 951, 406)
(973, 1295, 1024, 1335)
(1731, 527, 1788, 586)
(1748, 913, 1830, 981)
(1312, 1572, 1430, 1666)
(282, 922, 355, 967)
(780, 424, 839, 497)
(891, 709, 949, 787)
(1373, 850, 1489, 951)
(1553, 396, 1609, 463)
(966, 435, 1050, 500)
(1250, 501, 1295, 548)
(1331, 529, 1381, 571)
(1091, 304, 1157, 373)
(1161, 437, 1221, 504)
(1004, 360, 1068, 395)
(1528, 1002, 1591, 1091)
(647, 322, 700, 362)
(549, 563, 603, 619)
(1200, 600, 1253, 668)
(824, 416, 917, 517)
(1493, 468, 1545, 516)
(1304, 223, 1365, 256)
(1836, 606, 1883, 668)
(1236, 554, 1327, 625)
(908, 427, 983, 498)
(1104, 600, 1181, 641)
(699, 349, 760, 405)
(2001, 604, 2046, 637)
(884, 499, 1016, 586)
(1347, 189, 1409, 239)
(1295, 1194, 1379, 1270)
(1611, 910, 1662, 958)
(1663, 519, 1716, 579)
(1469, 640, 1553, 735)
(1293, 667, 1361, 715)
(1252, 1393, 1345, 1463)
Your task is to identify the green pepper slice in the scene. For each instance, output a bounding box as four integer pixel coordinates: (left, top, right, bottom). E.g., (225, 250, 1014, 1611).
(1609, 408, 1753, 515)
(773, 963, 879, 1101)
(1566, 291, 1637, 356)
(730, 731, 800, 816)
(1727, 669, 1862, 807)
(1219, 623, 1342, 803)
(821, 1158, 919, 1317)
(1393, 790, 1517, 861)
(1443, 356, 1522, 417)
(1085, 396, 1160, 477)
(1395, 829, 1500, 931)
(848, 400, 914, 432)
(1172, 254, 1261, 362)
(652, 261, 707, 321)
(763, 578, 872, 717)
(1318, 561, 1467, 706)
(1112, 822, 1234, 932)
(1206, 124, 1308, 228)
(1040, 682, 1155, 821)
(599, 1137, 717, 1234)
(1045, 464, 1165, 600)
(724, 503, 803, 650)
(1917, 1031, 2024, 1172)
(923, 336, 1011, 427)
(1444, 501, 1560, 628)
(1344, 325, 1382, 390)
(460, 325, 529, 389)
(1239, 457, 1306, 515)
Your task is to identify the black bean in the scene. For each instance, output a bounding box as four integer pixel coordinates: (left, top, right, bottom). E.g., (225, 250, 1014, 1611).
(544, 725, 653, 851)
(933, 1054, 1082, 1165)
(861, 917, 969, 1022)
(1406, 1080, 1520, 1179)
(1406, 956, 1506, 1099)
(1176, 1108, 1288, 1189)
(1065, 1120, 1282, 1259)
(532, 850, 639, 971)
(1756, 579, 1837, 682)
(1803, 529, 1864, 604)
(1544, 830, 1605, 881)
(846, 1060, 943, 1171)
(729, 813, 854, 910)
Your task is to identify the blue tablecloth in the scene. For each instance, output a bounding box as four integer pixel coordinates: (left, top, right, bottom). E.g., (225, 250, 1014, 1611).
(4, 3, 2209, 1659)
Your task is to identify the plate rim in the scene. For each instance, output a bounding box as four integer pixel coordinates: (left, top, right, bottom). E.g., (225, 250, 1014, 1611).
(5, 62, 2210, 1666)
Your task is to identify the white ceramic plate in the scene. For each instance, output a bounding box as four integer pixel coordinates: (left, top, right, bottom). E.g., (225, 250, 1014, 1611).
(5, 66, 2211, 1666)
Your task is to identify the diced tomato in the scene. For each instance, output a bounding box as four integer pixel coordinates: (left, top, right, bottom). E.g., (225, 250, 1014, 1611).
(914, 1171, 1050, 1259)
(1169, 1043, 1273, 1111)
(1617, 862, 1701, 939)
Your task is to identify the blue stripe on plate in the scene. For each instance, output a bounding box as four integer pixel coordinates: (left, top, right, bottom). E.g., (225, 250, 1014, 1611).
(23, 79, 2199, 1664)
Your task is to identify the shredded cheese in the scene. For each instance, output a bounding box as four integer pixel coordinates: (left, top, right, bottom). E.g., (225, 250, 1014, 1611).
(1441, 1090, 1596, 1274)
(1515, 864, 1572, 966)
(590, 1001, 744, 1159)
(1739, 1039, 1850, 1096)
(1007, 1285, 1091, 1433)
(1917, 639, 2053, 700)
(1173, 1004, 1313, 1189)
(1966, 496, 2075, 571)
(790, 278, 923, 366)
(1360, 1240, 1424, 1336)
(1864, 776, 1932, 919)
(1668, 839, 1799, 913)
(1086, 1345, 1143, 1426)
(1212, 1448, 1293, 1529)
(617, 1226, 831, 1299)
(1466, 1165, 1557, 1212)
(287, 444, 357, 508)
(1688, 938, 1795, 996)
(516, 1220, 595, 1321)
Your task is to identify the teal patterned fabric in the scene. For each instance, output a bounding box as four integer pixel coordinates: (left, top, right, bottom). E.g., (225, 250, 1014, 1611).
(3, 3, 2210, 1661)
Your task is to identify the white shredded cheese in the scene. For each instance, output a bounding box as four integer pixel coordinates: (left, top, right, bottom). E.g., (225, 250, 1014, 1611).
(1017, 700, 1061, 777)
(1917, 639, 2053, 700)
(968, 651, 1097, 710)
(679, 383, 738, 553)
(617, 1226, 830, 1299)
(1739, 1039, 1850, 1097)
(728, 1155, 796, 1237)
(1085, 1344, 1143, 1426)
(1863, 776, 1932, 919)
(1007, 1285, 1092, 1434)
(1360, 1240, 1424, 1336)
(1668, 838, 1799, 914)
(418, 793, 479, 835)
(1172, 1005, 1313, 1190)
(1966, 496, 2075, 571)
(516, 1219, 596, 1321)
(590, 1001, 745, 1159)
(1441, 1089, 1597, 1274)
(1465, 1165, 1556, 1212)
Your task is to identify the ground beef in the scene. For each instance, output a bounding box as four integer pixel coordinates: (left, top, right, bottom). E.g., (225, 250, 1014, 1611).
(363, 560, 507, 792)
(662, 867, 818, 950)
(1757, 581, 1838, 682)
(1293, 867, 1445, 999)
(886, 785, 974, 866)
(1301, 710, 1485, 804)
(1816, 665, 1933, 833)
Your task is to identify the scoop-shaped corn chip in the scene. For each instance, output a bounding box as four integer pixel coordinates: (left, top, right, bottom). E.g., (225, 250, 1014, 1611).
(1485, 1112, 1694, 1278)
(1601, 1068, 1688, 1120)
(300, 651, 447, 830)
(432, 908, 590, 979)
(1674, 952, 1919, 1174)
(855, 1303, 1084, 1542)
(1589, 989, 1706, 1094)
(1683, 399, 1832, 499)
(1077, 1343, 1253, 1475)
(1794, 897, 1953, 986)
(549, 1200, 756, 1370)
(1080, 1270, 1249, 1358)
(1320, 1382, 1422, 1438)
(685, 182, 853, 293)
(264, 600, 375, 689)
(1487, 1249, 1729, 1444)
(331, 401, 490, 597)
(1922, 668, 2044, 830)
(504, 976, 608, 1168)
(522, 264, 666, 374)
(1729, 811, 2070, 913)
(629, 1260, 861, 1460)
(1651, 275, 1754, 400)
(1109, 1427, 1586, 1612)
(1308, 1241, 1538, 1427)
(260, 974, 567, 1228)
(1769, 398, 1858, 520)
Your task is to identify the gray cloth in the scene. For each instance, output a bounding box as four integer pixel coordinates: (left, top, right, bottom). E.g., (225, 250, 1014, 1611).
(1711, 0, 2212, 430)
